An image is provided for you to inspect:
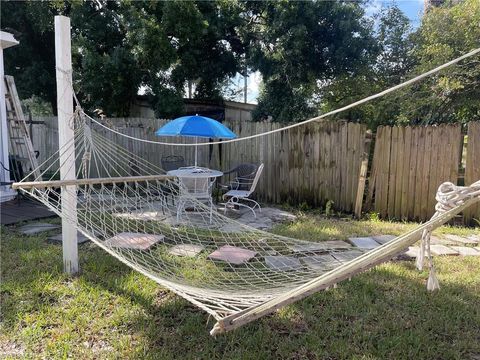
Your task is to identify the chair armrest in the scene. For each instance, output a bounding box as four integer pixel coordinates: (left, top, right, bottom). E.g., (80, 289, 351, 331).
(222, 168, 237, 175)
(235, 177, 254, 186)
(237, 176, 254, 181)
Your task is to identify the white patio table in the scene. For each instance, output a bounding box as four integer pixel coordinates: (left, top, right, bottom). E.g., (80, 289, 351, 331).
(167, 167, 223, 180)
(167, 167, 223, 222)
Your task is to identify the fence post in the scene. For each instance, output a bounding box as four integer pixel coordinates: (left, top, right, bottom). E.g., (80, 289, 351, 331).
(354, 130, 372, 218)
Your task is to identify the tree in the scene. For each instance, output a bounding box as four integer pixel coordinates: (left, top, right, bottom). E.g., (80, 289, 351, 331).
(398, 0, 480, 124)
(1, 2, 58, 113)
(319, 0, 480, 127)
(245, 1, 376, 122)
(1, 1, 247, 117)
(2, 1, 155, 116)
(159, 1, 245, 99)
(318, 5, 415, 129)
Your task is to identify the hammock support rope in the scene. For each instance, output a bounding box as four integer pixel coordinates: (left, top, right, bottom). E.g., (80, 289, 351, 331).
(83, 47, 480, 147)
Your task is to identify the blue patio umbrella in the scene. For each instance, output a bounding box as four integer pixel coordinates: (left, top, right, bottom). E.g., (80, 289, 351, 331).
(155, 114, 237, 166)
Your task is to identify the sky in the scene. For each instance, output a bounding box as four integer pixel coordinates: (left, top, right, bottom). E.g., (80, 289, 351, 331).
(365, 0, 424, 27)
(242, 0, 424, 104)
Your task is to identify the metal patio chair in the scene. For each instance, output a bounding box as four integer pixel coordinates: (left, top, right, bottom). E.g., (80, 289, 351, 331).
(219, 163, 258, 191)
(161, 155, 185, 171)
(223, 163, 264, 218)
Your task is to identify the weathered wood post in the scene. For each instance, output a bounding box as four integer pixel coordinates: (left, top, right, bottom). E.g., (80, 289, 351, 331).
(55, 15, 78, 274)
(354, 129, 372, 218)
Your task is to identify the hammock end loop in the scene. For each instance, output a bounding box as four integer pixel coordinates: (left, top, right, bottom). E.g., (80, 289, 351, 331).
(210, 320, 226, 336)
(427, 266, 440, 291)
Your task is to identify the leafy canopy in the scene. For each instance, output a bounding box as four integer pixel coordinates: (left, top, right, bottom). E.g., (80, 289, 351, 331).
(247, 1, 376, 122)
(2, 0, 479, 125)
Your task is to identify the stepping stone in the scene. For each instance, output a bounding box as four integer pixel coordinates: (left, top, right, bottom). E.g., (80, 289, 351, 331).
(289, 240, 351, 253)
(265, 256, 302, 271)
(104, 232, 164, 250)
(372, 235, 396, 244)
(322, 240, 353, 249)
(289, 242, 334, 253)
(48, 232, 89, 244)
(114, 211, 167, 221)
(332, 249, 364, 263)
(169, 244, 204, 257)
(429, 245, 459, 256)
(19, 223, 60, 235)
(349, 237, 381, 249)
(444, 234, 479, 245)
(429, 236, 449, 245)
(449, 246, 480, 256)
(208, 245, 257, 265)
(403, 246, 419, 259)
(302, 254, 340, 271)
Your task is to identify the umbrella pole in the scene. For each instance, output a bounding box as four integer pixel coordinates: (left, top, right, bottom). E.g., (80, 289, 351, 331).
(195, 137, 198, 167)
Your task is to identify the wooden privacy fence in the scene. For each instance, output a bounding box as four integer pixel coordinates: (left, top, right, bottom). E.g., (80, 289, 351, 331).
(222, 121, 369, 212)
(30, 117, 369, 213)
(30, 117, 479, 223)
(366, 122, 479, 223)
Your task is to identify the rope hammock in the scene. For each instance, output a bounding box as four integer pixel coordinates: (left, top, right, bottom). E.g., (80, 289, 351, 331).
(12, 49, 480, 335)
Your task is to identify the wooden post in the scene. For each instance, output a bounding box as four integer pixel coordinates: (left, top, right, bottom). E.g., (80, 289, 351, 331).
(55, 16, 78, 274)
(354, 130, 372, 218)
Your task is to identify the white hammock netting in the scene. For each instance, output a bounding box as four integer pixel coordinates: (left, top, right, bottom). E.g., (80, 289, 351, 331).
(14, 108, 480, 335)
(19, 111, 376, 316)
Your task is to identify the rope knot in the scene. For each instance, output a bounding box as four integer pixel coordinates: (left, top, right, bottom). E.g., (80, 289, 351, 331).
(418, 180, 480, 291)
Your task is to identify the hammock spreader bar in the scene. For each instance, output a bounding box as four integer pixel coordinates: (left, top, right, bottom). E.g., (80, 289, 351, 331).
(211, 196, 480, 335)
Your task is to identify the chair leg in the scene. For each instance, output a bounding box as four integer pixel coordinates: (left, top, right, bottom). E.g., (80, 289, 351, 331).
(176, 198, 184, 222)
(225, 196, 239, 213)
(249, 198, 261, 212)
(233, 200, 257, 218)
(206, 197, 212, 224)
(235, 197, 260, 218)
(224, 196, 233, 215)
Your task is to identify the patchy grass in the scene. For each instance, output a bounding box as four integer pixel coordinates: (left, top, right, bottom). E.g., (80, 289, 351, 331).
(272, 211, 477, 241)
(1, 214, 479, 359)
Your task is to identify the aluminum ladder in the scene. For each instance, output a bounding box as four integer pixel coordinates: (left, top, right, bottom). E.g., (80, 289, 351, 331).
(4, 75, 42, 181)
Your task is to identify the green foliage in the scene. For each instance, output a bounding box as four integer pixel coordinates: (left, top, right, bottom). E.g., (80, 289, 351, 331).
(2, 1, 245, 117)
(1, 2, 57, 111)
(324, 200, 335, 217)
(318, 5, 415, 128)
(161, 1, 244, 100)
(247, 1, 376, 122)
(400, 0, 480, 124)
(22, 96, 54, 116)
(149, 87, 185, 119)
(3, 0, 478, 124)
(297, 201, 311, 212)
(319, 0, 480, 127)
(368, 211, 381, 222)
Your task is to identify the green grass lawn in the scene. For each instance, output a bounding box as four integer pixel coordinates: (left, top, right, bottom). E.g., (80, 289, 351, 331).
(1, 214, 479, 359)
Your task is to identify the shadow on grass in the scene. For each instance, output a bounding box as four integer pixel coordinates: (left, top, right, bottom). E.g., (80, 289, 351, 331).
(1, 226, 479, 359)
